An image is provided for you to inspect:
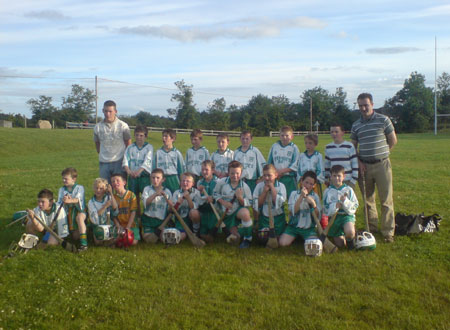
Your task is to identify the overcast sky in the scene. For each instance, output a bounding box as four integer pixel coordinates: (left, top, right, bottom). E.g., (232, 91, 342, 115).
(1, 0, 449, 117)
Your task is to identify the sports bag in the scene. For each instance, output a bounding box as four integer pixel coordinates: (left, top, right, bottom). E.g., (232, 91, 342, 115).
(395, 213, 441, 236)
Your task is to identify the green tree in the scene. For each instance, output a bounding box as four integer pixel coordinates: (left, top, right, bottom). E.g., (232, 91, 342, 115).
(60, 84, 96, 122)
(437, 72, 450, 114)
(384, 72, 434, 132)
(300, 87, 335, 132)
(168, 80, 199, 129)
(27, 95, 58, 122)
(203, 98, 230, 130)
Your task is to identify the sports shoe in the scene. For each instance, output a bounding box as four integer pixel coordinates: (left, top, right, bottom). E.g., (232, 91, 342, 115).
(78, 245, 88, 252)
(384, 236, 394, 243)
(239, 239, 251, 249)
(226, 234, 238, 244)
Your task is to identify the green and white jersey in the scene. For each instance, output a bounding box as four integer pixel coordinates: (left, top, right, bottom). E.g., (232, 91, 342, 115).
(185, 146, 210, 176)
(122, 142, 153, 175)
(141, 186, 172, 220)
(57, 184, 85, 212)
(213, 177, 252, 215)
(252, 181, 286, 217)
(267, 141, 299, 177)
(33, 203, 69, 238)
(154, 147, 185, 176)
(197, 176, 218, 206)
(323, 184, 358, 218)
(88, 195, 117, 225)
(211, 148, 234, 174)
(171, 188, 203, 218)
(297, 151, 325, 184)
(288, 190, 321, 229)
(233, 145, 266, 180)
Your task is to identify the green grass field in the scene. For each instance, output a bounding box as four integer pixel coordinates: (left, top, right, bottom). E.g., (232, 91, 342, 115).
(0, 128, 449, 329)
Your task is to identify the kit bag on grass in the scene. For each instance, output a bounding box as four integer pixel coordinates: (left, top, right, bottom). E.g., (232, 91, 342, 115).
(395, 213, 442, 235)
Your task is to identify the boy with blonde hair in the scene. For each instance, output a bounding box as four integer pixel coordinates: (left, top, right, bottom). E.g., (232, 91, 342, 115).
(185, 129, 210, 182)
(122, 125, 153, 217)
(267, 126, 299, 199)
(211, 133, 234, 178)
(154, 128, 185, 193)
(171, 172, 203, 240)
(58, 167, 88, 251)
(87, 178, 119, 246)
(252, 164, 287, 244)
(141, 168, 172, 243)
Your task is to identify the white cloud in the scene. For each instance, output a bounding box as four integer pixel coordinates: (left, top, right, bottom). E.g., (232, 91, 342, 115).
(366, 47, 423, 54)
(24, 9, 70, 21)
(117, 16, 327, 42)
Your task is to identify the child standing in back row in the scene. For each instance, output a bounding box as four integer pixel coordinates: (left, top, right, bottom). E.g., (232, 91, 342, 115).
(122, 125, 153, 218)
(153, 128, 185, 193)
(267, 126, 300, 199)
(324, 123, 358, 189)
(185, 129, 210, 183)
(211, 133, 234, 179)
(298, 134, 325, 198)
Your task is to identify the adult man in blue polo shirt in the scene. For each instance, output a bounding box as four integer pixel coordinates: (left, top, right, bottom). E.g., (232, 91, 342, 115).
(351, 93, 397, 243)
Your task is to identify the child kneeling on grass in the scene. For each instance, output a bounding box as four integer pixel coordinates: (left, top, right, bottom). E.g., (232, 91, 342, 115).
(26, 189, 69, 246)
(213, 160, 253, 249)
(252, 164, 287, 245)
(87, 178, 119, 246)
(170, 172, 203, 241)
(141, 168, 172, 243)
(323, 165, 358, 249)
(111, 173, 140, 246)
(279, 171, 321, 248)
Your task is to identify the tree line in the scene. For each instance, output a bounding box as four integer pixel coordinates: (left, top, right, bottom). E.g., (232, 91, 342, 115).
(1, 71, 449, 134)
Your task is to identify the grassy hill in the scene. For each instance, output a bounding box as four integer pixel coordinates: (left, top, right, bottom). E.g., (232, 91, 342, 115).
(0, 128, 449, 329)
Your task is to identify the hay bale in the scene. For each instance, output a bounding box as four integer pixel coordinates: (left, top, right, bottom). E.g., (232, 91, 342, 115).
(37, 120, 52, 129)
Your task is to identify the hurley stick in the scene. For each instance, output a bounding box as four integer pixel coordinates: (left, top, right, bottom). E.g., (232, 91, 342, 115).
(163, 194, 205, 248)
(311, 211, 338, 254)
(32, 214, 77, 253)
(209, 195, 236, 237)
(266, 193, 278, 249)
(201, 190, 221, 221)
(361, 175, 370, 232)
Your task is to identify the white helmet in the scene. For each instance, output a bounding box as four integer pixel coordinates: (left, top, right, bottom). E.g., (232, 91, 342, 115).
(304, 238, 323, 257)
(162, 228, 181, 245)
(355, 231, 376, 250)
(8, 233, 39, 256)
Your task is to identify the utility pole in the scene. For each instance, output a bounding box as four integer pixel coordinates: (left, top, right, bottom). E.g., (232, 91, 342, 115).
(310, 96, 313, 133)
(95, 75, 98, 124)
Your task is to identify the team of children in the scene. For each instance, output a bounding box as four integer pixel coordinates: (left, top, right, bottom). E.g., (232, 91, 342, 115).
(25, 125, 362, 254)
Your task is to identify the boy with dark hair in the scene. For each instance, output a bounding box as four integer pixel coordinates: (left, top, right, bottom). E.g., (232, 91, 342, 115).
(298, 134, 325, 198)
(324, 123, 358, 189)
(211, 133, 234, 178)
(233, 130, 266, 193)
(154, 128, 185, 193)
(323, 165, 358, 249)
(267, 125, 299, 199)
(58, 167, 88, 251)
(141, 168, 172, 243)
(26, 189, 69, 245)
(110, 172, 140, 245)
(123, 125, 153, 218)
(185, 129, 210, 182)
(279, 171, 321, 247)
(213, 160, 253, 248)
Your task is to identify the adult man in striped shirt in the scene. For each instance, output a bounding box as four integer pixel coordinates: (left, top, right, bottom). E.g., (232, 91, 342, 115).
(351, 93, 397, 243)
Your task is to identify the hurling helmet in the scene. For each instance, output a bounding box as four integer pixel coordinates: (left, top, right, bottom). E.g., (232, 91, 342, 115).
(304, 238, 323, 257)
(93, 225, 114, 241)
(355, 231, 376, 250)
(162, 228, 181, 245)
(116, 228, 134, 248)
